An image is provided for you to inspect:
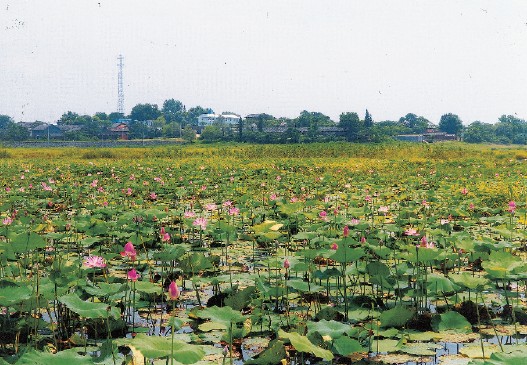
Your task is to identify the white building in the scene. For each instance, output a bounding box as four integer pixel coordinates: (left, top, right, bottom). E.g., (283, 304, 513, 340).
(197, 113, 241, 127)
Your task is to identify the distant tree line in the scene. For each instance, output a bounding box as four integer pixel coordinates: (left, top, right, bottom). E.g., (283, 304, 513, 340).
(0, 99, 525, 144)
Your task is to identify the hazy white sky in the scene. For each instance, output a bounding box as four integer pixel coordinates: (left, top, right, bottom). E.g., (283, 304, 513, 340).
(1, 0, 526, 124)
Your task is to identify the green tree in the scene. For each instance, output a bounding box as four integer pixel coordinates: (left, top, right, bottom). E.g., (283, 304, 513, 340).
(295, 111, 333, 128)
(438, 113, 463, 136)
(199, 125, 222, 142)
(128, 120, 152, 139)
(463, 121, 497, 143)
(162, 122, 181, 138)
(5, 123, 30, 141)
(94, 112, 109, 121)
(364, 109, 373, 128)
(162, 99, 185, 124)
(130, 103, 161, 121)
(399, 113, 430, 133)
(339, 112, 363, 142)
(237, 118, 243, 141)
(495, 115, 527, 144)
(0, 114, 14, 129)
(108, 112, 124, 121)
(181, 126, 196, 142)
(58, 111, 80, 125)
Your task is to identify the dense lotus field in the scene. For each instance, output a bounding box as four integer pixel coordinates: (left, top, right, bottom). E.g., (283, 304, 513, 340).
(2, 143, 527, 365)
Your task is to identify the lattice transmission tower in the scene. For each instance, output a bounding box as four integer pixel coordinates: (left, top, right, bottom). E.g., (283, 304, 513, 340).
(117, 54, 125, 115)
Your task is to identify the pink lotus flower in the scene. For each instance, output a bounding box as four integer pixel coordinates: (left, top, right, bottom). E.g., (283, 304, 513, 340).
(349, 218, 360, 225)
(360, 237, 366, 243)
(440, 219, 450, 225)
(378, 206, 389, 214)
(90, 180, 98, 188)
(41, 182, 52, 191)
(126, 187, 132, 196)
(149, 192, 157, 200)
(168, 281, 180, 300)
(319, 211, 327, 219)
(127, 268, 140, 281)
(222, 200, 233, 207)
(184, 210, 196, 218)
(205, 203, 217, 211)
(84, 255, 107, 268)
(419, 236, 436, 248)
(193, 217, 208, 230)
(365, 195, 372, 202)
(343, 225, 349, 237)
(508, 201, 516, 213)
(283, 258, 290, 269)
(269, 193, 278, 201)
(469, 203, 475, 210)
(228, 207, 240, 216)
(461, 187, 468, 195)
(404, 228, 419, 236)
(330, 242, 338, 250)
(120, 241, 137, 261)
(2, 217, 13, 226)
(161, 232, 171, 242)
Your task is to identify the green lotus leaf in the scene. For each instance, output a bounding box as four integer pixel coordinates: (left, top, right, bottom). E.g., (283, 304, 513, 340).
(59, 292, 120, 319)
(426, 273, 460, 295)
(330, 245, 364, 264)
(482, 251, 523, 279)
(372, 338, 402, 353)
(380, 305, 414, 328)
(307, 319, 353, 340)
(331, 336, 364, 356)
(83, 282, 127, 297)
(400, 342, 442, 356)
(134, 280, 162, 295)
(366, 261, 391, 276)
(9, 232, 47, 253)
(224, 286, 257, 310)
(195, 305, 245, 325)
(16, 349, 95, 365)
(431, 311, 472, 333)
(0, 282, 32, 306)
(449, 273, 490, 291)
(278, 329, 333, 361)
(286, 279, 322, 293)
(153, 245, 188, 261)
(484, 349, 527, 365)
(115, 333, 205, 363)
(80, 237, 102, 248)
(245, 339, 287, 365)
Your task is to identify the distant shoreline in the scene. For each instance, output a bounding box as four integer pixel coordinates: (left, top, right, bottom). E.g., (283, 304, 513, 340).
(2, 139, 185, 148)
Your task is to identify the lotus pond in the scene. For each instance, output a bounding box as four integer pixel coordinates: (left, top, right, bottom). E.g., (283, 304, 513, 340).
(2, 143, 527, 365)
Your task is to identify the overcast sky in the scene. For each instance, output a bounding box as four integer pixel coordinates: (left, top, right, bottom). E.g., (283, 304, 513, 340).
(1, 1, 526, 124)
